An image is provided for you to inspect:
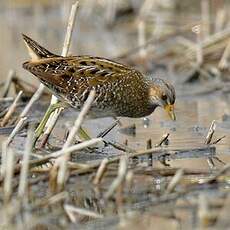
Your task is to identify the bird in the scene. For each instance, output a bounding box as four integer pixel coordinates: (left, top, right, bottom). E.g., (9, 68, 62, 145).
(22, 34, 176, 121)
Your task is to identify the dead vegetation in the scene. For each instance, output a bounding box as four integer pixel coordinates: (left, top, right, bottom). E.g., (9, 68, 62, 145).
(0, 0, 230, 229)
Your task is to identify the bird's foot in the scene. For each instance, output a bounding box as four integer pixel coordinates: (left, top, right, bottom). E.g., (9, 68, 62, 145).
(32, 102, 64, 148)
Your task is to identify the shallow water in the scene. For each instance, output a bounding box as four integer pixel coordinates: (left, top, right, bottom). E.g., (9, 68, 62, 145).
(39, 86, 229, 170)
(0, 2, 229, 164)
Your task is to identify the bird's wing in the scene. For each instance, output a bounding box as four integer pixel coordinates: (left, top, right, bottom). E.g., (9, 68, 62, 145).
(23, 56, 137, 89)
(23, 56, 143, 106)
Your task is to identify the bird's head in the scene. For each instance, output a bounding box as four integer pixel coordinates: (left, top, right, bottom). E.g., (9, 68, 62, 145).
(148, 78, 176, 120)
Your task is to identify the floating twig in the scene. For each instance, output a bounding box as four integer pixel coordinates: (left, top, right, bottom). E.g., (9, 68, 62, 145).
(134, 167, 213, 177)
(107, 140, 136, 153)
(155, 133, 170, 147)
(97, 118, 120, 138)
(211, 135, 226, 145)
(201, 163, 230, 184)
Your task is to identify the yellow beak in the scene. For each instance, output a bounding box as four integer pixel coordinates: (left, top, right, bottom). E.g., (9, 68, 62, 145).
(164, 104, 176, 121)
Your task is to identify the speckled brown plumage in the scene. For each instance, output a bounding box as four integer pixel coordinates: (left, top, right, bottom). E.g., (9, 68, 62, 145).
(22, 34, 176, 120)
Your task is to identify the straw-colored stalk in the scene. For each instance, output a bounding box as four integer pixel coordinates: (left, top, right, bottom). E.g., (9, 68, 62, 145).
(40, 1, 79, 145)
(0, 91, 23, 127)
(18, 127, 33, 198)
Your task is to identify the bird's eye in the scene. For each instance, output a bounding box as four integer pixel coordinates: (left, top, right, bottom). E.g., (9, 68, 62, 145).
(162, 94, 167, 100)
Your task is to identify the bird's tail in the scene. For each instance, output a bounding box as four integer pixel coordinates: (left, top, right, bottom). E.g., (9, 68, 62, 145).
(22, 34, 59, 61)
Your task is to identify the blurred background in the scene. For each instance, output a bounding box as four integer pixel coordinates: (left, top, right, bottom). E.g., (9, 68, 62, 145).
(0, 0, 229, 83)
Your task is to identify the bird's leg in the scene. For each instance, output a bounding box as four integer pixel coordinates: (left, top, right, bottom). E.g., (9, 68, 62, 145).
(78, 126, 91, 140)
(33, 104, 93, 147)
(33, 102, 64, 147)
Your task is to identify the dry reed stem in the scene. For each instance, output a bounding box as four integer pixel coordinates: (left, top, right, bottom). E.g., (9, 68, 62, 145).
(211, 135, 226, 145)
(0, 97, 14, 102)
(6, 117, 27, 146)
(93, 158, 109, 185)
(63, 90, 95, 148)
(1, 70, 15, 98)
(55, 90, 95, 191)
(19, 84, 44, 119)
(3, 149, 15, 202)
(0, 138, 102, 179)
(1, 141, 8, 178)
(107, 140, 136, 153)
(96, 118, 120, 138)
(125, 170, 134, 191)
(7, 84, 44, 144)
(37, 192, 68, 208)
(138, 20, 147, 58)
(155, 133, 170, 147)
(205, 120, 216, 145)
(201, 163, 230, 184)
(49, 137, 102, 159)
(116, 22, 201, 60)
(203, 27, 230, 47)
(165, 168, 184, 195)
(218, 40, 230, 69)
(61, 1, 79, 57)
(184, 27, 230, 60)
(0, 91, 23, 127)
(49, 162, 59, 193)
(215, 8, 226, 32)
(201, 0, 210, 38)
(192, 25, 203, 65)
(64, 204, 103, 222)
(204, 120, 217, 169)
(18, 127, 33, 198)
(104, 156, 128, 199)
(30, 192, 68, 211)
(40, 1, 79, 145)
(176, 36, 197, 49)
